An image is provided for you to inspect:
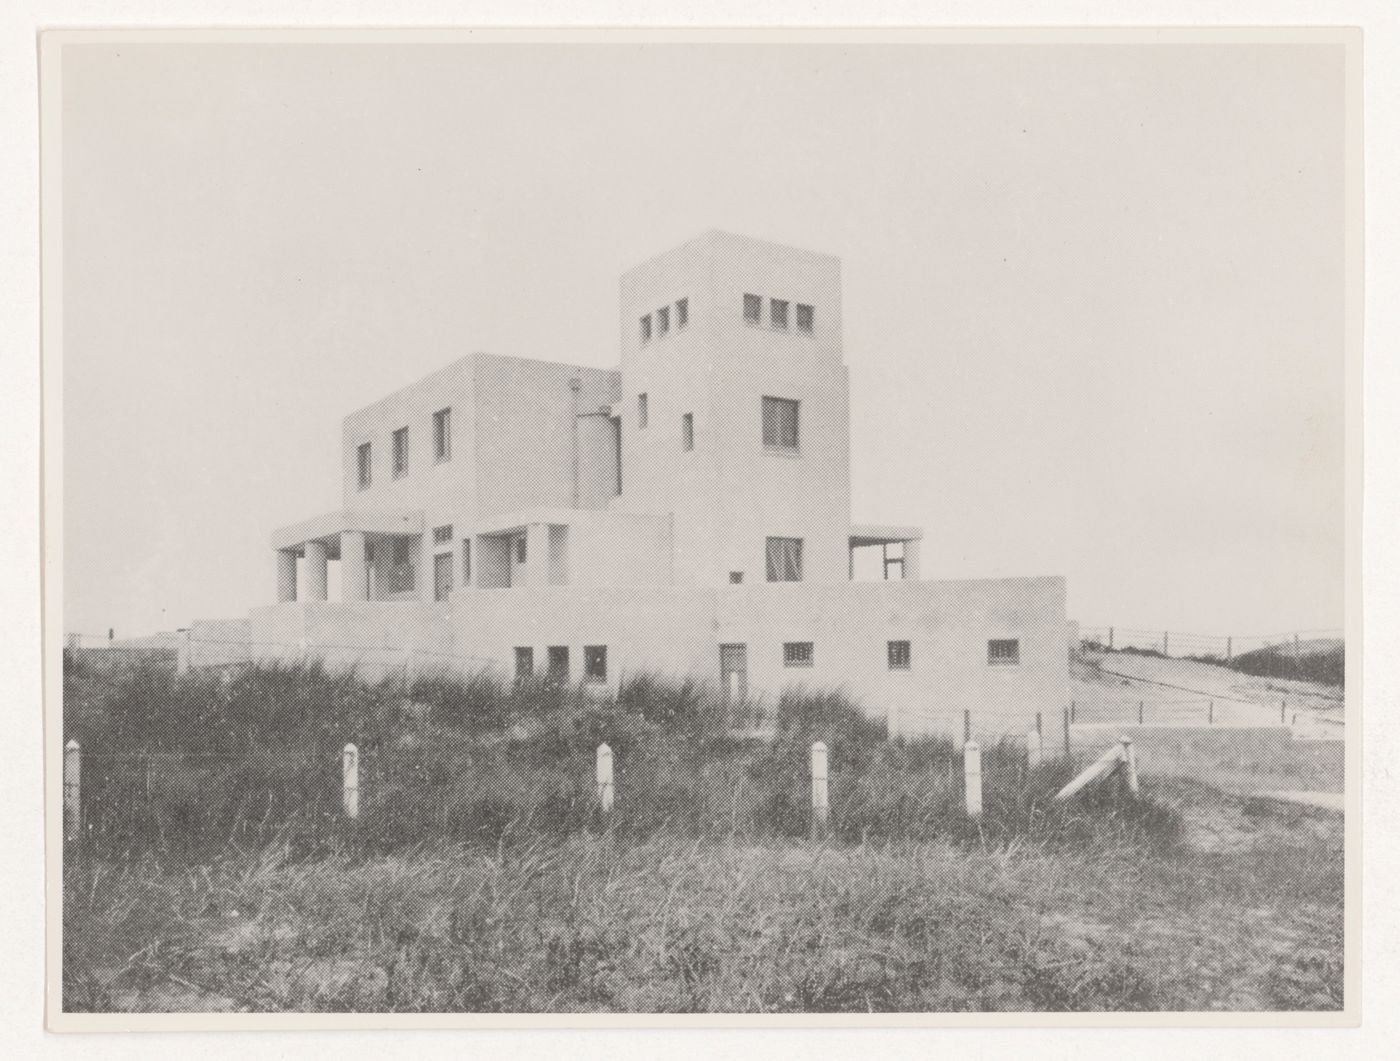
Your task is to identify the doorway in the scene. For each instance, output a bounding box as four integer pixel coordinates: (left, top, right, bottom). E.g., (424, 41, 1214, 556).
(433, 552, 454, 601)
(719, 643, 747, 702)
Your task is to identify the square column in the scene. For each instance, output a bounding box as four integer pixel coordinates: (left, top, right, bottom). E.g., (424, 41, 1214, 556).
(525, 523, 550, 587)
(276, 549, 298, 602)
(304, 540, 329, 602)
(341, 531, 368, 602)
(903, 540, 921, 580)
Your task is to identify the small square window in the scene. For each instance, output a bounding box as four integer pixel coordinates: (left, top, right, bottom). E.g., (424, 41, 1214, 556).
(770, 299, 789, 329)
(888, 640, 911, 670)
(657, 305, 670, 336)
(676, 298, 689, 328)
(988, 639, 1020, 666)
(515, 536, 527, 563)
(682, 412, 694, 451)
(392, 427, 409, 478)
(547, 646, 570, 681)
(514, 647, 534, 680)
(638, 393, 649, 429)
(356, 442, 372, 490)
(729, 571, 744, 584)
(584, 645, 607, 683)
(433, 408, 452, 462)
(640, 314, 652, 343)
(432, 524, 453, 545)
(796, 303, 815, 333)
(743, 293, 762, 323)
(783, 642, 814, 668)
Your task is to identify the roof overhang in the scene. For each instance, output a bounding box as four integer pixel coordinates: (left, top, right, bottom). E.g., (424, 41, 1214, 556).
(271, 509, 424, 551)
(849, 522, 924, 547)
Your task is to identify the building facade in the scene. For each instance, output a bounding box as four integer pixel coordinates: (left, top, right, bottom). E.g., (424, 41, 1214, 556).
(243, 232, 1068, 738)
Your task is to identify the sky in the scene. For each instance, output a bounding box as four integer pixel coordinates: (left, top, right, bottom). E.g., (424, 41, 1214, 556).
(59, 41, 1347, 640)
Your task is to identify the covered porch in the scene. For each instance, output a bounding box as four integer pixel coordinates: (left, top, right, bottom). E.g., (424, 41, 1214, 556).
(849, 523, 923, 581)
(271, 509, 425, 603)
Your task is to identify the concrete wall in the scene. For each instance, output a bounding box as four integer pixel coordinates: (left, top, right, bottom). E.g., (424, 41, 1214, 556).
(565, 511, 674, 588)
(249, 602, 456, 681)
(187, 618, 252, 668)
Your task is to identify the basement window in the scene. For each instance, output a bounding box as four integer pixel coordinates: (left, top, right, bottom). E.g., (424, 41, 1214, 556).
(640, 314, 652, 344)
(682, 413, 694, 451)
(676, 297, 689, 328)
(584, 645, 608, 683)
(729, 571, 744, 584)
(783, 642, 814, 668)
(888, 640, 912, 670)
(770, 298, 789, 329)
(392, 427, 409, 478)
(547, 646, 570, 681)
(356, 442, 372, 490)
(988, 639, 1021, 666)
(796, 303, 815, 333)
(743, 293, 762, 323)
(514, 647, 534, 680)
(657, 305, 670, 337)
(433, 408, 452, 462)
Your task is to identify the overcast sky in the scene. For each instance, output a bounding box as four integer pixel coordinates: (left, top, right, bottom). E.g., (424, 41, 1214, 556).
(60, 41, 1346, 639)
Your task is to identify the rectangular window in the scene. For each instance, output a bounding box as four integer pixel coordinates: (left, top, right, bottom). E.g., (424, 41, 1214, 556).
(584, 645, 607, 683)
(762, 396, 800, 451)
(515, 535, 527, 563)
(547, 645, 570, 681)
(796, 303, 815, 333)
(676, 297, 688, 328)
(356, 442, 372, 490)
(392, 427, 409, 478)
(765, 537, 803, 582)
(988, 639, 1021, 666)
(462, 539, 472, 585)
(729, 571, 744, 584)
(432, 524, 452, 546)
(743, 293, 762, 323)
(433, 408, 452, 462)
(514, 647, 534, 680)
(888, 640, 912, 670)
(657, 305, 670, 336)
(783, 642, 814, 668)
(770, 298, 789, 329)
(682, 413, 694, 451)
(638, 393, 649, 429)
(640, 314, 652, 343)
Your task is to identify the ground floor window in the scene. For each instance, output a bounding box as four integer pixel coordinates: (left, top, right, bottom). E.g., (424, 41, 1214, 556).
(514, 646, 534, 680)
(988, 638, 1020, 666)
(888, 640, 911, 670)
(783, 641, 814, 668)
(584, 645, 607, 683)
(547, 645, 570, 681)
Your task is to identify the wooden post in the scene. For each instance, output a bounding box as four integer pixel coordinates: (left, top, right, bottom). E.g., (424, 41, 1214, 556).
(810, 741, 829, 838)
(1027, 727, 1042, 769)
(176, 628, 191, 675)
(63, 739, 81, 842)
(1138, 700, 1144, 725)
(1108, 626, 1114, 651)
(1208, 699, 1214, 725)
(1063, 704, 1072, 758)
(963, 709, 971, 744)
(596, 742, 614, 814)
(1280, 700, 1286, 725)
(1054, 741, 1127, 801)
(342, 743, 359, 819)
(1120, 736, 1139, 795)
(963, 741, 982, 817)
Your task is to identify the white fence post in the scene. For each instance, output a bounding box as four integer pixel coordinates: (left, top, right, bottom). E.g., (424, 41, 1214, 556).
(1120, 736, 1139, 795)
(964, 740, 982, 818)
(810, 741, 829, 838)
(1027, 727, 1042, 769)
(596, 742, 614, 814)
(64, 739, 81, 842)
(342, 743, 359, 819)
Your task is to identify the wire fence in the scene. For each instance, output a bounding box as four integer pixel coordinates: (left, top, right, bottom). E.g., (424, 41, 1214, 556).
(1077, 625, 1343, 662)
